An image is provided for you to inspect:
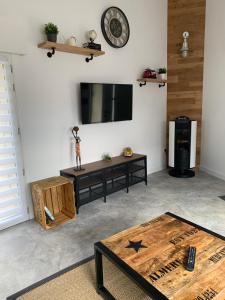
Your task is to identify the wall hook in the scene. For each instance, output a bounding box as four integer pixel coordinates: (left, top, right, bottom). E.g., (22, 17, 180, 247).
(139, 81, 146, 87)
(85, 54, 94, 63)
(159, 83, 166, 88)
(47, 47, 55, 58)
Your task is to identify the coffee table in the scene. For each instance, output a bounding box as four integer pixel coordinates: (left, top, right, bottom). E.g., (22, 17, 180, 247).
(94, 212, 225, 299)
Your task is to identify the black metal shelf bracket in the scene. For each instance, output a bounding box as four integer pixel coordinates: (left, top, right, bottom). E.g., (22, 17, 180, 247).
(47, 47, 55, 58)
(85, 54, 94, 63)
(159, 83, 166, 88)
(139, 81, 146, 87)
(139, 81, 166, 88)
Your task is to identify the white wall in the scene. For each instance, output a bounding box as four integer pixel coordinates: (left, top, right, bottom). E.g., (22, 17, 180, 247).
(0, 0, 167, 217)
(202, 0, 225, 180)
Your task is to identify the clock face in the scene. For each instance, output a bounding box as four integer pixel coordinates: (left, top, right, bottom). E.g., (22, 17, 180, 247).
(101, 7, 130, 48)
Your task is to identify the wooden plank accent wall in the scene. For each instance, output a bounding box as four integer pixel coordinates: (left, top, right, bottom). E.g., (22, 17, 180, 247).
(167, 0, 206, 167)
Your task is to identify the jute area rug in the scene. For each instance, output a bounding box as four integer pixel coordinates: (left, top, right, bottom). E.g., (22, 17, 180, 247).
(8, 256, 152, 300)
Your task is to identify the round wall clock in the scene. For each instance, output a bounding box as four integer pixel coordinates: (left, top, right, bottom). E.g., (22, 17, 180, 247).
(101, 7, 130, 48)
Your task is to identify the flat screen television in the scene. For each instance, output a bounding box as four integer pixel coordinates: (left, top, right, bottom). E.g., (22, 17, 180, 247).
(80, 83, 133, 124)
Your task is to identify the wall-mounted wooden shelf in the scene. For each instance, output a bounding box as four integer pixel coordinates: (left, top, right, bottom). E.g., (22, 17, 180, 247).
(38, 41, 105, 62)
(137, 78, 167, 88)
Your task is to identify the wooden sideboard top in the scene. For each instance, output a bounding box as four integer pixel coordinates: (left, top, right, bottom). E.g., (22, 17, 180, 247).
(60, 153, 146, 177)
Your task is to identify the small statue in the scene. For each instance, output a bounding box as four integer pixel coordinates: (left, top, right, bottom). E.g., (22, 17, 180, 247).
(72, 126, 84, 171)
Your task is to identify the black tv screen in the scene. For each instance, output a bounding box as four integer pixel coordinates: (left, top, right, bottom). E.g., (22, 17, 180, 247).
(80, 83, 133, 124)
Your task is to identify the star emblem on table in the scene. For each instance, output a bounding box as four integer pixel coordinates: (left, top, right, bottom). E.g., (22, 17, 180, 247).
(125, 240, 147, 253)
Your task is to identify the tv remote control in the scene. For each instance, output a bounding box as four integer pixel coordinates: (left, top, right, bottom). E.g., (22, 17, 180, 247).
(186, 246, 196, 271)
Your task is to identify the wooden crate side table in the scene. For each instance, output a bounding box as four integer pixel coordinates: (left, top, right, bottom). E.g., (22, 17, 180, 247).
(31, 176, 76, 230)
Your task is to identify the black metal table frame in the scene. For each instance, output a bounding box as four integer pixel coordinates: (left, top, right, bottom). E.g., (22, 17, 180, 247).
(94, 212, 225, 300)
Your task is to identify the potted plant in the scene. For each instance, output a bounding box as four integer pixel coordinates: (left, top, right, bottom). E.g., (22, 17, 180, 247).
(158, 68, 167, 80)
(102, 153, 112, 161)
(44, 22, 59, 43)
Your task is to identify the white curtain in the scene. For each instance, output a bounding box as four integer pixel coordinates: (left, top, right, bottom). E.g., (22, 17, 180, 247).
(0, 54, 28, 230)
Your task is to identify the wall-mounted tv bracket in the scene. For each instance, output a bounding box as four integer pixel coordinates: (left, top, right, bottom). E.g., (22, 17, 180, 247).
(85, 54, 94, 63)
(47, 47, 55, 58)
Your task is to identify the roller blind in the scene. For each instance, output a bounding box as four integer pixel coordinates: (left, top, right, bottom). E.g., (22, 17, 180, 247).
(0, 55, 28, 230)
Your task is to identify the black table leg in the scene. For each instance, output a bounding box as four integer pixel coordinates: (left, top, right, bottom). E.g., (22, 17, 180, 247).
(95, 246, 103, 292)
(75, 178, 80, 214)
(94, 245, 116, 300)
(104, 183, 107, 203)
(144, 157, 148, 185)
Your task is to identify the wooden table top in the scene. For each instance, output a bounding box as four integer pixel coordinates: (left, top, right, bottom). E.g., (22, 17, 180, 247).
(60, 153, 146, 177)
(101, 213, 225, 300)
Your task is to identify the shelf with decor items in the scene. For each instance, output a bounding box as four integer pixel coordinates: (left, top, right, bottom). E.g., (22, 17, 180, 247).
(137, 78, 167, 88)
(38, 41, 105, 62)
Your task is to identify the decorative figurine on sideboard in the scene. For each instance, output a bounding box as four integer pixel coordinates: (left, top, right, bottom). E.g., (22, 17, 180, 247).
(72, 126, 85, 171)
(123, 147, 133, 157)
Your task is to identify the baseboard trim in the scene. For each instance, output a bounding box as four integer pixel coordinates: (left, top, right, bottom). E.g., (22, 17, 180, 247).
(200, 166, 225, 181)
(147, 165, 166, 175)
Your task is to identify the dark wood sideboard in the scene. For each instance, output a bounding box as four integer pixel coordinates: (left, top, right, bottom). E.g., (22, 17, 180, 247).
(60, 154, 147, 213)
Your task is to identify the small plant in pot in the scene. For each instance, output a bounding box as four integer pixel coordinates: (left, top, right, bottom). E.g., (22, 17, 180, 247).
(158, 68, 167, 80)
(102, 153, 112, 161)
(44, 22, 59, 43)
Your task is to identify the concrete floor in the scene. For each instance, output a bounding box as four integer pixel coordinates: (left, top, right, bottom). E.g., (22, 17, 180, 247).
(1, 170, 225, 299)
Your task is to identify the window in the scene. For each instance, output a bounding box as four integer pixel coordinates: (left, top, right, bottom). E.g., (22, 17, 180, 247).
(0, 55, 28, 230)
